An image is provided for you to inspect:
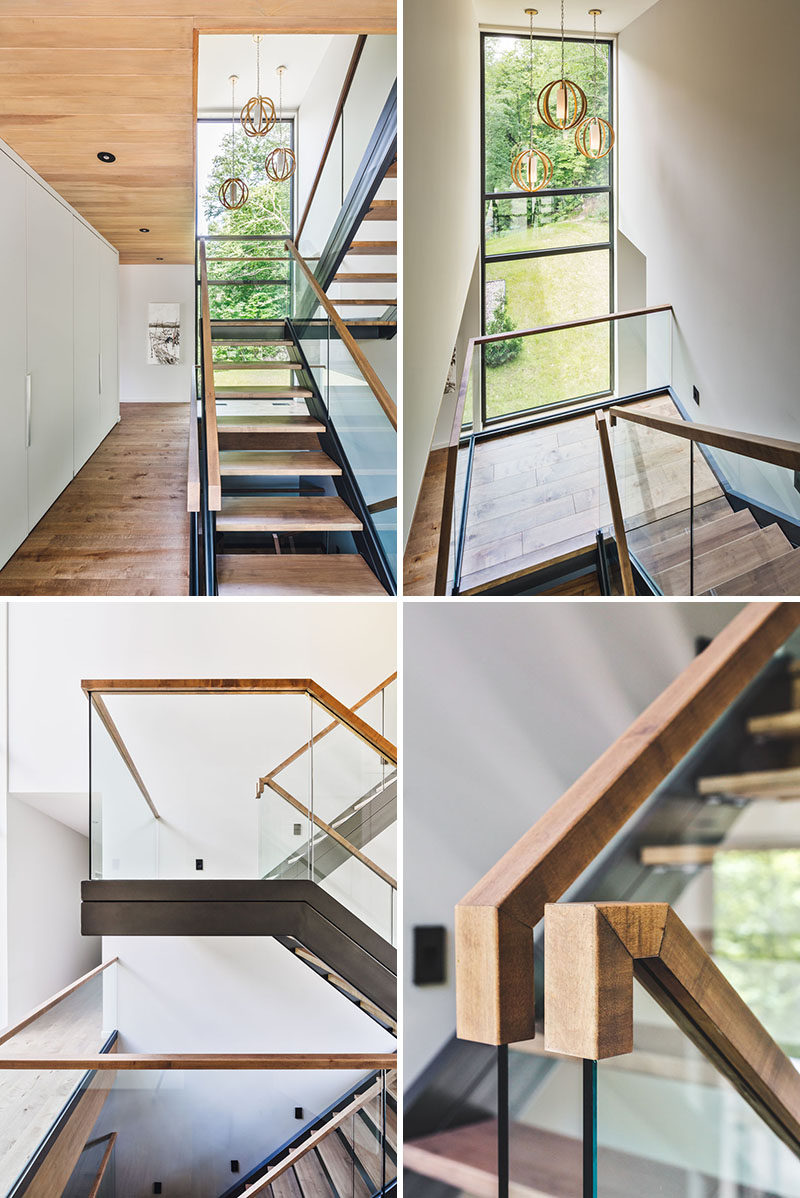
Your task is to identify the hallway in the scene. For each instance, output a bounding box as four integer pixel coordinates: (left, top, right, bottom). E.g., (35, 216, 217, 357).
(0, 404, 190, 596)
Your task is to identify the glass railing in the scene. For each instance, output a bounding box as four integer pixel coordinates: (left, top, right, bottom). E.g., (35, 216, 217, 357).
(63, 1132, 117, 1198)
(289, 249, 397, 581)
(87, 684, 396, 942)
(446, 307, 673, 594)
(0, 963, 118, 1196)
(297, 35, 396, 265)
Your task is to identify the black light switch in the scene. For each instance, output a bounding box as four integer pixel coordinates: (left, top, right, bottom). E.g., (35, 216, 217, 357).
(195, 858, 204, 871)
(231, 1161, 240, 1174)
(295, 1106, 304, 1120)
(413, 925, 446, 985)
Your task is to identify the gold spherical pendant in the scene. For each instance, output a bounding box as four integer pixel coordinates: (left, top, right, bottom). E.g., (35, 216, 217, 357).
(510, 146, 553, 193)
(537, 78, 587, 131)
(240, 95, 276, 138)
(265, 145, 296, 183)
(575, 115, 615, 160)
(218, 176, 249, 211)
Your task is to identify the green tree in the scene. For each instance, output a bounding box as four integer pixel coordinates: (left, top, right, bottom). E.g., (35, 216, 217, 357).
(485, 296, 522, 368)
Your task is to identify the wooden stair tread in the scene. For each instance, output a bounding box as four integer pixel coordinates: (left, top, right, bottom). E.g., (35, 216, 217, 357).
(334, 273, 397, 282)
(219, 451, 341, 477)
(659, 524, 791, 595)
(217, 415, 323, 434)
(330, 298, 396, 307)
(269, 1166, 303, 1198)
(627, 496, 734, 553)
(217, 555, 384, 596)
(631, 508, 757, 574)
(212, 339, 294, 346)
(711, 547, 800, 596)
(641, 842, 798, 865)
(317, 1134, 370, 1198)
(347, 242, 397, 255)
(213, 360, 301, 371)
(405, 1120, 716, 1198)
(215, 386, 313, 398)
(293, 1150, 334, 1198)
(363, 199, 397, 220)
(697, 765, 800, 799)
(747, 709, 800, 738)
(385, 158, 397, 178)
(217, 497, 362, 533)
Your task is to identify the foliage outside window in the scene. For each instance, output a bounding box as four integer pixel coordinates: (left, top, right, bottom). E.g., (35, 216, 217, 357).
(200, 121, 293, 345)
(482, 34, 613, 422)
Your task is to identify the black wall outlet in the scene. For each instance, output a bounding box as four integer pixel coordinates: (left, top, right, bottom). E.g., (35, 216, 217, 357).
(295, 1106, 304, 1120)
(231, 1161, 240, 1174)
(195, 858, 203, 871)
(413, 925, 446, 985)
(693, 385, 700, 405)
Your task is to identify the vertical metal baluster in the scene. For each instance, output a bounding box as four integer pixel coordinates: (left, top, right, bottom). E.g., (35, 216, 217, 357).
(583, 1059, 597, 1198)
(498, 1045, 509, 1198)
(689, 445, 695, 596)
(381, 1069, 387, 1197)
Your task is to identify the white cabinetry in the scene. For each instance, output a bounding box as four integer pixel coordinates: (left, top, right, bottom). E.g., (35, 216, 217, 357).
(0, 140, 119, 567)
(0, 150, 29, 565)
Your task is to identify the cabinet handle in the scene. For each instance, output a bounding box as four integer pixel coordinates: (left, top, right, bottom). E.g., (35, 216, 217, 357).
(98, 352, 102, 394)
(25, 373, 31, 447)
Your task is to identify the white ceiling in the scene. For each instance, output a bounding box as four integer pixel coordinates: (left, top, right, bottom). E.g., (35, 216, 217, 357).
(475, 0, 660, 35)
(198, 33, 342, 117)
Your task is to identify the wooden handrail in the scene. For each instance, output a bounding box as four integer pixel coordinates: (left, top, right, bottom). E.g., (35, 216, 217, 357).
(0, 959, 118, 1048)
(265, 778, 397, 889)
(90, 692, 160, 820)
(285, 239, 397, 431)
(455, 603, 800, 1046)
(595, 410, 635, 595)
(81, 679, 397, 767)
(187, 375, 200, 514)
(86, 1132, 117, 1198)
(245, 1073, 388, 1197)
(199, 239, 221, 510)
(0, 1052, 397, 1070)
(545, 902, 800, 1154)
(609, 404, 800, 471)
(260, 673, 397, 785)
(296, 35, 367, 246)
(433, 304, 674, 594)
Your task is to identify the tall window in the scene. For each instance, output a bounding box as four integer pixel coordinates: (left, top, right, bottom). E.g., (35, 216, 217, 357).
(197, 117, 294, 322)
(481, 31, 613, 424)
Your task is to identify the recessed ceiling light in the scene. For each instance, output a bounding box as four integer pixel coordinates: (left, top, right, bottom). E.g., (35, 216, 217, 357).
(156, 257, 164, 261)
(139, 227, 150, 233)
(97, 151, 116, 163)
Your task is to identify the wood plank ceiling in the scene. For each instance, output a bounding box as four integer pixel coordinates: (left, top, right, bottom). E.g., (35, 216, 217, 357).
(0, 2, 395, 264)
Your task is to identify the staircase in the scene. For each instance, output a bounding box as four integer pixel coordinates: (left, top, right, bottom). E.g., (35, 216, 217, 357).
(219, 1071, 397, 1198)
(405, 609, 800, 1197)
(326, 157, 397, 333)
(205, 309, 389, 597)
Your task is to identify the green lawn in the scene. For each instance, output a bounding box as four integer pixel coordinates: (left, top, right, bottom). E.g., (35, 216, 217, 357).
(484, 217, 611, 420)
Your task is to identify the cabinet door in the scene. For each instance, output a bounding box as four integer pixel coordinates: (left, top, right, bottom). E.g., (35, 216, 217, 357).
(0, 151, 29, 566)
(98, 242, 119, 435)
(26, 178, 75, 528)
(74, 221, 100, 471)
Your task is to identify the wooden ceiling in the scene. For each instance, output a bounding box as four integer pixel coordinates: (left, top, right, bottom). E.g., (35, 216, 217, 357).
(0, 2, 395, 264)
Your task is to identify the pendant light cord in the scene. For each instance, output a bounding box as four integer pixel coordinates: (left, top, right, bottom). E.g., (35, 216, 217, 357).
(230, 77, 236, 176)
(256, 35, 261, 96)
(529, 10, 535, 150)
(561, 0, 566, 83)
(592, 10, 598, 117)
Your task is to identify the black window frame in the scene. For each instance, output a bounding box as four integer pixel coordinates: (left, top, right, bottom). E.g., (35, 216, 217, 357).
(479, 29, 615, 429)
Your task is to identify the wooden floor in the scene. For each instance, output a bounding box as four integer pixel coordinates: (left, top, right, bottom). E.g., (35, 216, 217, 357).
(0, 981, 107, 1192)
(0, 404, 190, 596)
(403, 447, 448, 595)
(457, 393, 722, 593)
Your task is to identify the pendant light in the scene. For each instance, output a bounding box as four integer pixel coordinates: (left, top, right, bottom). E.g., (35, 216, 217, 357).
(265, 65, 297, 182)
(219, 75, 249, 211)
(511, 9, 553, 192)
(537, 0, 587, 130)
(575, 10, 615, 159)
(241, 34, 276, 137)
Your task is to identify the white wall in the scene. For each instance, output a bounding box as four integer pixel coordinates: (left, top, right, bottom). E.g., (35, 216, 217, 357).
(0, 603, 7, 1027)
(6, 796, 100, 1021)
(119, 265, 195, 403)
(618, 0, 800, 512)
(403, 0, 481, 541)
(403, 600, 746, 1084)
